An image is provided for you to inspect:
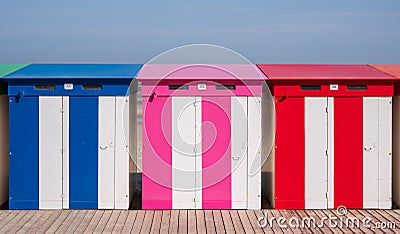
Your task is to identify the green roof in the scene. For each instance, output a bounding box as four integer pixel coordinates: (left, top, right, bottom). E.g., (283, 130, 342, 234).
(0, 64, 29, 94)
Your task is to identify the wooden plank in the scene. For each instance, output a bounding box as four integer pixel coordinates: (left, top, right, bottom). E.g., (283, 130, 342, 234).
(237, 210, 255, 233)
(340, 210, 371, 234)
(188, 210, 197, 234)
(141, 210, 155, 233)
(54, 210, 80, 233)
(0, 211, 20, 229)
(8, 210, 36, 233)
(159, 210, 171, 234)
(212, 210, 226, 234)
(150, 211, 162, 234)
(221, 210, 235, 234)
(0, 211, 27, 233)
(0, 211, 13, 227)
(230, 210, 245, 233)
(93, 210, 113, 233)
(113, 210, 129, 233)
(322, 210, 364, 233)
(121, 210, 138, 233)
(17, 210, 46, 234)
(297, 209, 323, 233)
(254, 210, 272, 234)
(382, 210, 400, 228)
(244, 210, 264, 234)
(75, 210, 96, 233)
(270, 209, 286, 234)
(84, 210, 104, 233)
(33, 210, 63, 233)
(45, 210, 72, 233)
(312, 210, 341, 234)
(278, 209, 303, 234)
(131, 210, 145, 233)
(204, 210, 216, 234)
(103, 210, 121, 233)
(365, 210, 396, 234)
(196, 210, 207, 234)
(178, 210, 188, 233)
(169, 210, 179, 233)
(65, 210, 88, 233)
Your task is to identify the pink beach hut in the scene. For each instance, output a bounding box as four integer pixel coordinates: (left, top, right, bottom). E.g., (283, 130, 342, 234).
(138, 64, 268, 209)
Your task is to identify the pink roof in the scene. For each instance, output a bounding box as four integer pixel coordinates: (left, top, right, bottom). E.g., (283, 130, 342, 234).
(137, 64, 266, 82)
(257, 64, 396, 81)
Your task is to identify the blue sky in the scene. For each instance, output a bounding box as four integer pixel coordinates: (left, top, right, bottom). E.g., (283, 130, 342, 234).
(1, 0, 399, 64)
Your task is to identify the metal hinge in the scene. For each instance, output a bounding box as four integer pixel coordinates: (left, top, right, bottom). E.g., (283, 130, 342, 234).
(326, 192, 328, 198)
(60, 108, 64, 113)
(325, 150, 328, 156)
(60, 148, 64, 153)
(325, 107, 328, 113)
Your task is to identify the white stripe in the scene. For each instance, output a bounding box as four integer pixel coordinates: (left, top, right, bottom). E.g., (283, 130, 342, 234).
(231, 97, 248, 209)
(39, 96, 63, 209)
(363, 97, 380, 208)
(62, 96, 69, 209)
(115, 96, 130, 209)
(194, 96, 202, 209)
(378, 97, 392, 209)
(327, 97, 334, 209)
(172, 96, 197, 209)
(247, 96, 262, 209)
(98, 96, 116, 209)
(305, 97, 328, 209)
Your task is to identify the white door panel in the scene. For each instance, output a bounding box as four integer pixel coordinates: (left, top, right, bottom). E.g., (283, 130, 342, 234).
(305, 97, 328, 209)
(39, 96, 63, 209)
(98, 96, 116, 209)
(231, 97, 248, 209)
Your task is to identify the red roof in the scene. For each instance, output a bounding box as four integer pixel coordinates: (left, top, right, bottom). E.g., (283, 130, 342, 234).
(257, 64, 396, 81)
(369, 64, 400, 78)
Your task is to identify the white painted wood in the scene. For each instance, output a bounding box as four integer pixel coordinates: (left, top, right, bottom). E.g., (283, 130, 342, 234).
(39, 96, 63, 209)
(115, 96, 130, 209)
(62, 96, 69, 209)
(378, 97, 392, 209)
(231, 97, 248, 209)
(327, 97, 335, 209)
(363, 97, 380, 208)
(305, 97, 328, 209)
(194, 96, 202, 209)
(247, 96, 262, 209)
(0, 95, 9, 206)
(98, 96, 116, 209)
(172, 96, 197, 209)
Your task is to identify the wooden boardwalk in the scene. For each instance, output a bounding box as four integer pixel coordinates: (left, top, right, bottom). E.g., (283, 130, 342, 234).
(0, 209, 399, 233)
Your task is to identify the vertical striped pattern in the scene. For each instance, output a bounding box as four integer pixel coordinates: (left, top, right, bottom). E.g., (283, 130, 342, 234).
(194, 97, 202, 209)
(172, 96, 197, 209)
(334, 97, 363, 208)
(69, 97, 98, 209)
(98, 97, 116, 209)
(275, 97, 305, 209)
(9, 96, 39, 209)
(327, 97, 334, 209)
(363, 97, 380, 208)
(115, 96, 130, 209)
(231, 97, 248, 209)
(247, 97, 262, 209)
(202, 97, 231, 209)
(39, 96, 63, 209)
(304, 97, 328, 209)
(142, 96, 172, 209)
(62, 97, 69, 209)
(377, 97, 392, 209)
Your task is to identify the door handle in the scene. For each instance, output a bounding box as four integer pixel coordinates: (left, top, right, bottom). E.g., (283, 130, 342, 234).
(232, 156, 240, 161)
(100, 145, 108, 150)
